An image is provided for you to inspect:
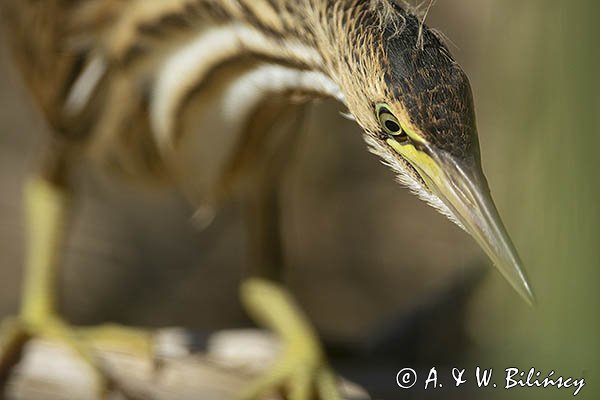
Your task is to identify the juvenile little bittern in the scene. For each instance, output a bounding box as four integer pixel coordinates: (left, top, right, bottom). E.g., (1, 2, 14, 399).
(0, 0, 534, 399)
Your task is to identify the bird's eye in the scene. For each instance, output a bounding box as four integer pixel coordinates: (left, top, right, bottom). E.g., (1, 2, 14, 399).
(376, 103, 405, 137)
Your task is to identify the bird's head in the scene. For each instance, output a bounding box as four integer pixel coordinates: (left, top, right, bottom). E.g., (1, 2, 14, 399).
(332, 2, 534, 304)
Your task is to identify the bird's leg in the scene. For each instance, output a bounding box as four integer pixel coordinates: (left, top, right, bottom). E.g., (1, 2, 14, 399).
(235, 104, 341, 400)
(0, 176, 113, 394)
(0, 152, 153, 396)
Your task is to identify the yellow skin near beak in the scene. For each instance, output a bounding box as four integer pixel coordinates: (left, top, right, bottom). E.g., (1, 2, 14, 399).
(386, 133, 535, 305)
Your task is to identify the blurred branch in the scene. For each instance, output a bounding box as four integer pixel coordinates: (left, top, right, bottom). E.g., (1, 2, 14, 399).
(2, 329, 369, 400)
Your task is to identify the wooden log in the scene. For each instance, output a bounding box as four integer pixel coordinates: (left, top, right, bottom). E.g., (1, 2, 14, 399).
(3, 329, 370, 400)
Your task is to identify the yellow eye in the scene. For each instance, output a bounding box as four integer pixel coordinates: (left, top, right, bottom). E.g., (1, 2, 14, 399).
(376, 103, 404, 136)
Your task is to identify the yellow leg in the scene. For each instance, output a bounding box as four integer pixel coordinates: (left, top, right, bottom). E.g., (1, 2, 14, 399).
(0, 178, 153, 396)
(238, 278, 341, 400)
(20, 177, 69, 323)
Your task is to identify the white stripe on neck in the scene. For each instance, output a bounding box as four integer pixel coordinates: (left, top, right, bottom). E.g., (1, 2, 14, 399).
(150, 23, 332, 149)
(220, 64, 343, 135)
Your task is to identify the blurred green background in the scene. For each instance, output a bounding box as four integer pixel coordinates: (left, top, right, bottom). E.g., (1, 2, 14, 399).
(462, 0, 600, 399)
(0, 0, 598, 399)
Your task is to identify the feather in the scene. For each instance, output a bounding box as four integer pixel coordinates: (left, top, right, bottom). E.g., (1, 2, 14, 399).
(364, 135, 466, 231)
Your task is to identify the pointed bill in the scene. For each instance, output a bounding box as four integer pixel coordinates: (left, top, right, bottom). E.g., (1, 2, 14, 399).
(408, 146, 535, 305)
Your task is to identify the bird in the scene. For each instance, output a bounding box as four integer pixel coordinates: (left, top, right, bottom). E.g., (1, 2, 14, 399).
(0, 0, 535, 399)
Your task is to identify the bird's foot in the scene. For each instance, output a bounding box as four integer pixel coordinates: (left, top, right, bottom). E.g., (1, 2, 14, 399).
(0, 314, 154, 397)
(238, 278, 342, 400)
(238, 337, 341, 400)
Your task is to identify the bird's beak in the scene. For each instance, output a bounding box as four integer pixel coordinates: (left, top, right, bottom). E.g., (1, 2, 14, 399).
(388, 140, 535, 305)
(428, 151, 535, 305)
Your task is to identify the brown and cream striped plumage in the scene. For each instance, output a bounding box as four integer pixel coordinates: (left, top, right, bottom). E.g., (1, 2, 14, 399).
(1, 0, 475, 215)
(0, 2, 350, 172)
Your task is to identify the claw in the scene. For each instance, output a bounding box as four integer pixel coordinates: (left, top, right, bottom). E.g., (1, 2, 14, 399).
(316, 368, 342, 400)
(237, 353, 341, 400)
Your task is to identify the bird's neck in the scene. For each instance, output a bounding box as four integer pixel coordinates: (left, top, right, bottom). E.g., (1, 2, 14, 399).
(146, 0, 378, 140)
(108, 0, 379, 84)
(60, 0, 385, 157)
